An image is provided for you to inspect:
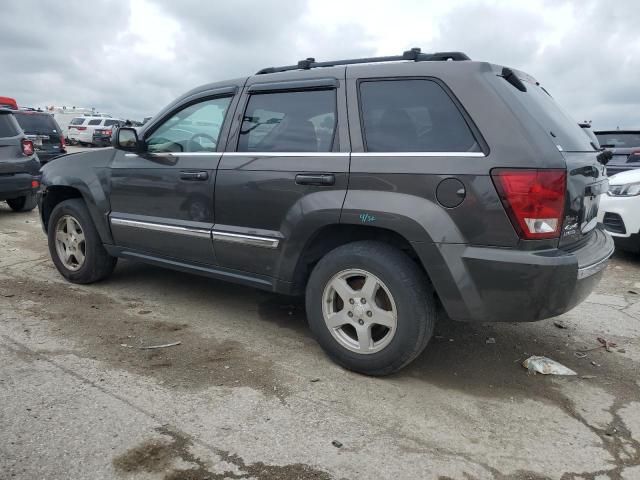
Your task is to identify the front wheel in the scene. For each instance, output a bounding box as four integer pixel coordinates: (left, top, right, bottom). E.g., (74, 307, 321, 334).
(47, 199, 117, 283)
(7, 194, 37, 212)
(305, 241, 436, 376)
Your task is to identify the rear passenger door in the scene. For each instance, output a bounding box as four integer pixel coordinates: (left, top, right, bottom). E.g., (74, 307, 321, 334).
(214, 74, 350, 278)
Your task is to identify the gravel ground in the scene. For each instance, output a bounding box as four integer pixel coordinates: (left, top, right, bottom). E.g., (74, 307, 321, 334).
(1, 199, 639, 479)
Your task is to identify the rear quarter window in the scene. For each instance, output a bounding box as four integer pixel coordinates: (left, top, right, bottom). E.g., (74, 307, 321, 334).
(358, 79, 480, 152)
(0, 115, 19, 137)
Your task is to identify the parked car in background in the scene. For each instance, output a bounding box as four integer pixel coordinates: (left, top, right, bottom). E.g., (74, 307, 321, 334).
(598, 169, 640, 253)
(67, 116, 122, 146)
(92, 120, 123, 146)
(0, 109, 40, 211)
(0, 97, 18, 110)
(49, 107, 97, 141)
(38, 49, 613, 375)
(595, 130, 640, 175)
(13, 110, 66, 164)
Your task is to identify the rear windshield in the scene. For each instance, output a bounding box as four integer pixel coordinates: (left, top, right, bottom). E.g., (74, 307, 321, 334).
(14, 112, 59, 135)
(88, 119, 102, 126)
(0, 114, 19, 137)
(505, 75, 595, 152)
(70, 117, 85, 125)
(595, 132, 640, 148)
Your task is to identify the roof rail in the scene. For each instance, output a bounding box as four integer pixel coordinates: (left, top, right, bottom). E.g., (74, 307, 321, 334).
(256, 48, 470, 75)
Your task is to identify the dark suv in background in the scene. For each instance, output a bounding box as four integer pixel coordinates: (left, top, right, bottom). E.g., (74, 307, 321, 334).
(0, 109, 41, 211)
(13, 110, 66, 164)
(595, 130, 640, 175)
(38, 49, 613, 375)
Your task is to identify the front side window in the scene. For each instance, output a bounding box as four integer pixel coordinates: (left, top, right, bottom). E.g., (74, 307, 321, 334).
(146, 97, 232, 153)
(359, 79, 480, 153)
(237, 89, 336, 152)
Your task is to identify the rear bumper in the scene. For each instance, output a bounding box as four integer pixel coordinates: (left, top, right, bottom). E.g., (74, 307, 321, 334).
(413, 226, 614, 323)
(92, 134, 112, 146)
(0, 173, 39, 200)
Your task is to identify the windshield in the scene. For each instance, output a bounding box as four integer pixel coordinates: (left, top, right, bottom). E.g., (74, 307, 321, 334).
(14, 113, 59, 135)
(595, 132, 640, 149)
(504, 75, 595, 152)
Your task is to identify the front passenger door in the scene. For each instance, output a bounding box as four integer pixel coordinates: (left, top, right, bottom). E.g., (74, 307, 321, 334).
(109, 91, 236, 265)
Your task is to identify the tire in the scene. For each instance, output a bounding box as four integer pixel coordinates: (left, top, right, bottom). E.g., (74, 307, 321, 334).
(7, 194, 37, 212)
(47, 198, 117, 284)
(305, 241, 436, 376)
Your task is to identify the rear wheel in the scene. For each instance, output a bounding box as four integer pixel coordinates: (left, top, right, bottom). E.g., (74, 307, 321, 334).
(7, 194, 37, 212)
(305, 241, 436, 376)
(48, 199, 117, 283)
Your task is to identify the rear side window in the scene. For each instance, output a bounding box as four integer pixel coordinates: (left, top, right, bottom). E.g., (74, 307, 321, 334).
(238, 89, 337, 152)
(0, 115, 19, 137)
(359, 79, 480, 153)
(88, 119, 102, 126)
(70, 118, 85, 125)
(14, 113, 59, 134)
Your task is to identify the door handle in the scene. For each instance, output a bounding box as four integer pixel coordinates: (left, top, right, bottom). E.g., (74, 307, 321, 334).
(295, 173, 335, 186)
(180, 171, 209, 181)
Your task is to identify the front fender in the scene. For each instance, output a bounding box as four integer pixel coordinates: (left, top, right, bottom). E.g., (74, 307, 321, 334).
(40, 150, 116, 243)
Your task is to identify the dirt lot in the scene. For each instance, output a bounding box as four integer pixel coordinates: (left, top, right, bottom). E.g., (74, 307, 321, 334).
(1, 201, 640, 480)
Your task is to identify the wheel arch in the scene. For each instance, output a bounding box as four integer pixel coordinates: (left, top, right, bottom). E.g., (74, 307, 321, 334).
(40, 183, 113, 244)
(282, 223, 433, 295)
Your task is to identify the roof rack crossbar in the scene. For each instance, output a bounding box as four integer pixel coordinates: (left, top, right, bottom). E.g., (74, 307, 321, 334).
(256, 48, 470, 75)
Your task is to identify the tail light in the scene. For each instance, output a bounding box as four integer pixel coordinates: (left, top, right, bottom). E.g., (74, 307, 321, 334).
(629, 149, 640, 160)
(491, 169, 566, 240)
(60, 135, 66, 153)
(21, 139, 34, 156)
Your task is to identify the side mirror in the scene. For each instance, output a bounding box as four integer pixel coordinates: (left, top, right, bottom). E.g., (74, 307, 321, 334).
(113, 127, 142, 152)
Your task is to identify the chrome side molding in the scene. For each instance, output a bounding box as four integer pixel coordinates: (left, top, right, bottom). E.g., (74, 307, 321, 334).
(212, 231, 280, 249)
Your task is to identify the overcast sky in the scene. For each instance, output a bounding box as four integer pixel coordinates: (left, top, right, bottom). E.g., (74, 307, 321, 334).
(1, 0, 638, 129)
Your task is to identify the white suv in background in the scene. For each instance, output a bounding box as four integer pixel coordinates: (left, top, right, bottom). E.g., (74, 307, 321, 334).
(67, 116, 122, 146)
(598, 169, 640, 253)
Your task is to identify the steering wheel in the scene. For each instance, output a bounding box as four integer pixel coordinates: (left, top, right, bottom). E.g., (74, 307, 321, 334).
(188, 133, 217, 152)
(147, 137, 183, 153)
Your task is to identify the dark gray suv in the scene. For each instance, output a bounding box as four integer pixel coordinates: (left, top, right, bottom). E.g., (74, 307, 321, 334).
(38, 49, 614, 375)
